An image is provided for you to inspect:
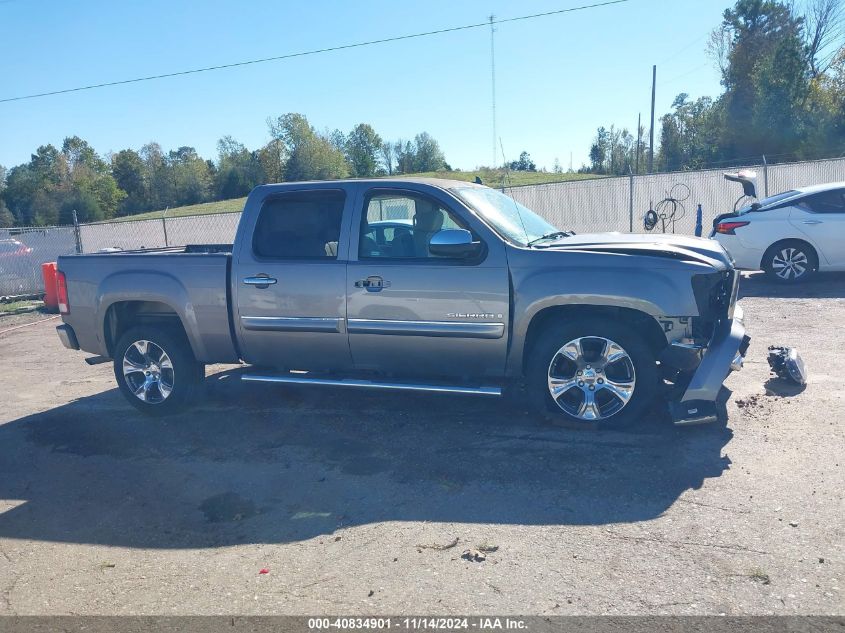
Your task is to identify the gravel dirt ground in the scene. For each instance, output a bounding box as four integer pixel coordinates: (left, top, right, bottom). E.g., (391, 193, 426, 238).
(0, 273, 842, 616)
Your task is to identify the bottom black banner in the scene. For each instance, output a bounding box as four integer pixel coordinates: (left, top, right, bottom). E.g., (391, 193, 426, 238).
(0, 616, 842, 633)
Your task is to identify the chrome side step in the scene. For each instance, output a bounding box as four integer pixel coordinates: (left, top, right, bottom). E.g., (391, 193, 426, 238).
(240, 373, 502, 396)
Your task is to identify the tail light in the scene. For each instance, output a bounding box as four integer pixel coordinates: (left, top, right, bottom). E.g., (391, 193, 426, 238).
(715, 221, 750, 235)
(56, 270, 70, 314)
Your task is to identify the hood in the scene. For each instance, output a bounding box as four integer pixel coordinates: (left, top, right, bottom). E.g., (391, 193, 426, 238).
(537, 232, 732, 269)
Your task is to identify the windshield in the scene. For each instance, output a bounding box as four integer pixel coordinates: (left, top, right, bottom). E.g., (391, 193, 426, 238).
(451, 186, 560, 246)
(737, 190, 798, 214)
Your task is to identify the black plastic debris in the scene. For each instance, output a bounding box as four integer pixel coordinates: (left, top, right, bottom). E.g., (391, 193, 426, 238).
(767, 346, 807, 386)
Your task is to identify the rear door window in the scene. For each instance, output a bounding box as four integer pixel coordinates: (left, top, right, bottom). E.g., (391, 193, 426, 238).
(800, 189, 845, 214)
(252, 190, 345, 259)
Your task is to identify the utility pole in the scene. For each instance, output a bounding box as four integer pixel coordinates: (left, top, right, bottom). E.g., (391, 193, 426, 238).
(635, 112, 642, 174)
(649, 65, 656, 173)
(489, 14, 497, 168)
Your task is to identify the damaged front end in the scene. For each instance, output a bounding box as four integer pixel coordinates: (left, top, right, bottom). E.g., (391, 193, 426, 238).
(660, 269, 751, 425)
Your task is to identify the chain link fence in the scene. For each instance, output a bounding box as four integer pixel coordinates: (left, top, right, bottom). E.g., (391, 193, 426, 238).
(0, 226, 78, 297)
(4, 156, 844, 297)
(505, 156, 845, 235)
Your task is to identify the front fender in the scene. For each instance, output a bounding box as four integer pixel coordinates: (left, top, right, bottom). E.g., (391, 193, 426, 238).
(507, 255, 710, 375)
(96, 270, 207, 360)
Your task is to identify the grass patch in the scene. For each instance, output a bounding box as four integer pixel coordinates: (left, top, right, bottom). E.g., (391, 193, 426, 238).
(0, 299, 44, 315)
(103, 170, 599, 223)
(108, 198, 247, 223)
(405, 169, 600, 188)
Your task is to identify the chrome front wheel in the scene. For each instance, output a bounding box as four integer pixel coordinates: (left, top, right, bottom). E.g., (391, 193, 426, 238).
(547, 336, 636, 421)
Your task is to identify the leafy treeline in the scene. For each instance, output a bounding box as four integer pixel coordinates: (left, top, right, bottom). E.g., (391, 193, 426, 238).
(0, 113, 448, 227)
(586, 0, 845, 175)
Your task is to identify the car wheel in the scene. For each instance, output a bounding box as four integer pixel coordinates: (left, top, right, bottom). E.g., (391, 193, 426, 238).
(113, 325, 200, 416)
(526, 318, 658, 429)
(763, 240, 817, 283)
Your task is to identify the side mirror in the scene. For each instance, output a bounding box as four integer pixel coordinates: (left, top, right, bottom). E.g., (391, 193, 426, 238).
(428, 229, 480, 258)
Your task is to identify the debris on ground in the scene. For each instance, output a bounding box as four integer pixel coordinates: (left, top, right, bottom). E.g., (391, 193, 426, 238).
(747, 568, 771, 585)
(258, 568, 269, 575)
(477, 543, 499, 553)
(767, 346, 807, 386)
(789, 521, 799, 528)
(461, 549, 487, 562)
(416, 537, 459, 551)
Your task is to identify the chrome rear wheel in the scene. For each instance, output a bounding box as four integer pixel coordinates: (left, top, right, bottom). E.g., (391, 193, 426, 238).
(122, 339, 175, 404)
(113, 326, 200, 416)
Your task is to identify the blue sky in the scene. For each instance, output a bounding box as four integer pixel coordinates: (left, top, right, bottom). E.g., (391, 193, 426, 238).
(0, 0, 727, 172)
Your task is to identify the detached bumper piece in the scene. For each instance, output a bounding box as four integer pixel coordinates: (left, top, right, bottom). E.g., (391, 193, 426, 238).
(55, 324, 79, 350)
(669, 400, 720, 426)
(670, 306, 750, 426)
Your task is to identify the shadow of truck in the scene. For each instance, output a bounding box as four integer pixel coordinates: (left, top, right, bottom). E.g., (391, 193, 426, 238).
(0, 370, 733, 548)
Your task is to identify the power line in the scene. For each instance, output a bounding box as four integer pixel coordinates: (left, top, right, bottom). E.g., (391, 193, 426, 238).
(0, 0, 630, 104)
(656, 32, 708, 67)
(658, 62, 710, 86)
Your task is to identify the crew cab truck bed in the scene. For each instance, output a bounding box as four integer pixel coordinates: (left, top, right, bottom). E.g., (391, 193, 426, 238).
(56, 178, 748, 428)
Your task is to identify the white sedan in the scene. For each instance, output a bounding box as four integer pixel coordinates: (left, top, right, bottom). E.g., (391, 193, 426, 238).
(711, 181, 845, 283)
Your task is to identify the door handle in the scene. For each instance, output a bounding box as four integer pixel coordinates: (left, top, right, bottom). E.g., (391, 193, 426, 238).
(243, 275, 277, 288)
(354, 276, 391, 292)
(802, 220, 823, 225)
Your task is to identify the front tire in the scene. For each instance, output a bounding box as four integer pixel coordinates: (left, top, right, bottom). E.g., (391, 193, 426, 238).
(113, 325, 200, 416)
(526, 318, 658, 429)
(762, 240, 817, 283)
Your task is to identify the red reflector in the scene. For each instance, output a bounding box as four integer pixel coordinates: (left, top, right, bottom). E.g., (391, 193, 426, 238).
(56, 270, 70, 315)
(715, 221, 750, 235)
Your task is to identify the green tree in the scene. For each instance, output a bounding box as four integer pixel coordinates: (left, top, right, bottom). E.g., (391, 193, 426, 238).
(167, 146, 212, 206)
(140, 142, 169, 210)
(60, 136, 125, 220)
(215, 136, 265, 199)
(412, 132, 447, 171)
(0, 200, 13, 228)
(657, 94, 722, 171)
(268, 113, 349, 181)
(345, 123, 383, 177)
(509, 151, 537, 172)
(718, 0, 806, 155)
(111, 149, 147, 214)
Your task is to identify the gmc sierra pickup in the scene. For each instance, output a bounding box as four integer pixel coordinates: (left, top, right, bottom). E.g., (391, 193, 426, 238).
(55, 178, 749, 427)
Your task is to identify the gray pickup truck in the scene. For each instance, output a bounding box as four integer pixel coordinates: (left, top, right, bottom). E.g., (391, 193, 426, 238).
(55, 178, 749, 427)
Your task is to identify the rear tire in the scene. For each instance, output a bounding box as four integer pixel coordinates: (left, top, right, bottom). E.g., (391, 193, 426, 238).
(113, 325, 200, 416)
(762, 240, 817, 283)
(526, 318, 659, 429)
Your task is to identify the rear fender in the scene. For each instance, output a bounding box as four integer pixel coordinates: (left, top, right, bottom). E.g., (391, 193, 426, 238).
(96, 271, 206, 360)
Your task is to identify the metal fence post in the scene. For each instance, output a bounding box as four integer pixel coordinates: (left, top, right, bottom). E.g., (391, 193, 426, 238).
(762, 155, 769, 197)
(72, 209, 83, 254)
(162, 207, 169, 247)
(628, 165, 634, 233)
